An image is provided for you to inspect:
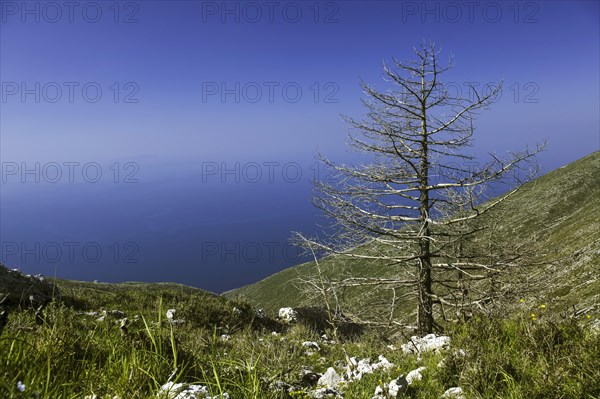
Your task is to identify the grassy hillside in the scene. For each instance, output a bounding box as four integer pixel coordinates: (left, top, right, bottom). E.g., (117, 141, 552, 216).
(2, 275, 599, 398)
(226, 151, 600, 318)
(1, 153, 599, 399)
(51, 278, 284, 336)
(0, 278, 279, 398)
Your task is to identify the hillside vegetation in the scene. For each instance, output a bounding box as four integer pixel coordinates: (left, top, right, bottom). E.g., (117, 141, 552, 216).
(1, 275, 599, 398)
(1, 152, 599, 398)
(226, 151, 600, 320)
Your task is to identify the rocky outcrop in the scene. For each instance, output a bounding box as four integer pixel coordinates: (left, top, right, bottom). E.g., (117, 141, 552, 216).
(278, 307, 298, 323)
(158, 382, 229, 399)
(401, 333, 451, 354)
(0, 264, 59, 309)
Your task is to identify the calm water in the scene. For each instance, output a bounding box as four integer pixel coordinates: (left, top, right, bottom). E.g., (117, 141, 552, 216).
(0, 155, 556, 293)
(0, 159, 321, 293)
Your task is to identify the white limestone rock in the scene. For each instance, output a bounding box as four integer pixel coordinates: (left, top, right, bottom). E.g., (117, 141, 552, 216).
(317, 367, 342, 388)
(406, 366, 426, 385)
(158, 382, 229, 399)
(303, 341, 321, 352)
(278, 307, 298, 323)
(166, 309, 176, 320)
(401, 334, 451, 354)
(442, 386, 465, 398)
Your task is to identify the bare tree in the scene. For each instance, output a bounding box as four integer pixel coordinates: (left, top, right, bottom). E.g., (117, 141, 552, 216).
(303, 42, 544, 334)
(292, 236, 354, 369)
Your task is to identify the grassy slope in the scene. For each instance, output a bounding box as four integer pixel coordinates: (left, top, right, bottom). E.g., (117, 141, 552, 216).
(56, 279, 218, 310)
(52, 278, 277, 332)
(3, 281, 599, 398)
(226, 151, 600, 315)
(1, 154, 599, 399)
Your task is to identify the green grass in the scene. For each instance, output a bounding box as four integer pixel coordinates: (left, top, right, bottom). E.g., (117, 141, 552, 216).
(2, 152, 599, 397)
(0, 281, 281, 398)
(1, 286, 598, 398)
(226, 151, 600, 321)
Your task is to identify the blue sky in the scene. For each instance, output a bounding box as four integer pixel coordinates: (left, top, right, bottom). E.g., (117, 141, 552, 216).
(1, 0, 599, 291)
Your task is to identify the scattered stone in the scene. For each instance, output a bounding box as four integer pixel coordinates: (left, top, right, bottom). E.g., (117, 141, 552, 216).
(347, 355, 394, 381)
(373, 385, 384, 397)
(405, 366, 426, 385)
(374, 355, 393, 370)
(166, 309, 176, 320)
(317, 367, 342, 388)
(310, 387, 343, 399)
(278, 307, 298, 323)
(158, 382, 229, 399)
(391, 375, 409, 396)
(356, 358, 373, 375)
(303, 341, 321, 354)
(372, 374, 408, 398)
(442, 387, 465, 398)
(220, 334, 231, 341)
(303, 341, 321, 349)
(401, 334, 451, 354)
